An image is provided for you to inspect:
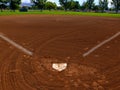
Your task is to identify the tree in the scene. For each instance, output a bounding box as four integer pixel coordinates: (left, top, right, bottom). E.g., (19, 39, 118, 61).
(31, 0, 47, 11)
(59, 0, 80, 11)
(87, 0, 94, 11)
(81, 0, 94, 11)
(99, 0, 108, 13)
(59, 0, 67, 11)
(45, 1, 57, 11)
(67, 1, 80, 10)
(111, 0, 120, 13)
(9, 0, 21, 11)
(0, 0, 8, 12)
(92, 5, 99, 12)
(80, 1, 88, 11)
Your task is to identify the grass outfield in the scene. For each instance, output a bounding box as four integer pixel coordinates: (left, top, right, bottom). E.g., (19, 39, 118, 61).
(0, 10, 120, 17)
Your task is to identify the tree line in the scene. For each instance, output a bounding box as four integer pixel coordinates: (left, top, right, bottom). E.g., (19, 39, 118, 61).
(0, 0, 21, 11)
(0, 0, 120, 13)
(59, 0, 120, 13)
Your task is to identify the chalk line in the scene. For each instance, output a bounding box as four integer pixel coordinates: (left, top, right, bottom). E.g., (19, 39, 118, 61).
(0, 33, 33, 56)
(83, 32, 120, 57)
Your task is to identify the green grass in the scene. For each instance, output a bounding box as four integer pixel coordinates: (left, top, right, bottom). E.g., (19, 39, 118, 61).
(0, 10, 120, 18)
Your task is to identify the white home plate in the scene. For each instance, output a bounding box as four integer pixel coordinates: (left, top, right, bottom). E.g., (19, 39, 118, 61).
(52, 63, 67, 72)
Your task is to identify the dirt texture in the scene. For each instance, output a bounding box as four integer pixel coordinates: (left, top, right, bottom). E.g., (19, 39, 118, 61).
(0, 15, 120, 90)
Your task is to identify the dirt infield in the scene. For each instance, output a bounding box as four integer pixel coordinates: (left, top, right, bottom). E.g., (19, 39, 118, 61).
(0, 15, 120, 90)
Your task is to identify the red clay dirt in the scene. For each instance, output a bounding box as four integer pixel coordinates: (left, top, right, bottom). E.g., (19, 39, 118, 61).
(0, 15, 120, 90)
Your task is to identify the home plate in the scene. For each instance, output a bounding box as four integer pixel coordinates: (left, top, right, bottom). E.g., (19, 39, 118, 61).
(52, 63, 67, 72)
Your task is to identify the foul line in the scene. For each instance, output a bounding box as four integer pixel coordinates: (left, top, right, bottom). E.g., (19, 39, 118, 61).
(83, 32, 120, 57)
(0, 33, 33, 56)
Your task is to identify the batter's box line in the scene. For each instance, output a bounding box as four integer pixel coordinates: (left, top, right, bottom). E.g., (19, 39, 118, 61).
(0, 32, 33, 56)
(83, 31, 120, 57)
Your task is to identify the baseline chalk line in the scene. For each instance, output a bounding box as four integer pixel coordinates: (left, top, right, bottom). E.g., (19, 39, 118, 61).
(83, 32, 120, 57)
(0, 33, 33, 56)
